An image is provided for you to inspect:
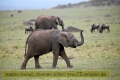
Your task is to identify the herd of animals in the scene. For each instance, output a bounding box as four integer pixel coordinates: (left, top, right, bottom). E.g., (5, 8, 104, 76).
(11, 11, 110, 69)
(90, 24, 110, 33)
(25, 23, 110, 34)
(20, 15, 85, 69)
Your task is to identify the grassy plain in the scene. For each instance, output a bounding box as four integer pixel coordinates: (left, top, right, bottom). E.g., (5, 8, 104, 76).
(0, 6, 120, 80)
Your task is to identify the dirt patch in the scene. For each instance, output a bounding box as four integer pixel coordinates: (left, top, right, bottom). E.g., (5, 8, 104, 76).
(65, 26, 82, 32)
(105, 15, 112, 17)
(23, 21, 33, 26)
(85, 19, 91, 22)
(29, 19, 36, 22)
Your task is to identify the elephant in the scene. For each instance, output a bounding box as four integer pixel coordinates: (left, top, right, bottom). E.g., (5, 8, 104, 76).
(35, 15, 65, 31)
(90, 24, 100, 33)
(99, 24, 110, 33)
(20, 29, 84, 69)
(25, 26, 33, 34)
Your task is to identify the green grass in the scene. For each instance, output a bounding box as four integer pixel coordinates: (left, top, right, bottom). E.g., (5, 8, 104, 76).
(0, 6, 120, 80)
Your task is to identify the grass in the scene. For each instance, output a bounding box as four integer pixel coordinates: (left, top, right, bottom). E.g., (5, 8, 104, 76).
(0, 6, 120, 80)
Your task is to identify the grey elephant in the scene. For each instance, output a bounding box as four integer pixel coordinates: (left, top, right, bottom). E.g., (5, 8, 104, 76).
(90, 24, 100, 33)
(25, 26, 33, 34)
(20, 29, 84, 69)
(35, 15, 65, 31)
(99, 24, 110, 33)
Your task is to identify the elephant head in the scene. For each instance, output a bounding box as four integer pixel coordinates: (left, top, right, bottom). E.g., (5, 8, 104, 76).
(55, 30, 84, 48)
(55, 17, 64, 31)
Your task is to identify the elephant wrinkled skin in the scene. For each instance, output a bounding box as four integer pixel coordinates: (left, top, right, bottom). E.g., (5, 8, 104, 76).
(20, 29, 84, 69)
(35, 15, 65, 31)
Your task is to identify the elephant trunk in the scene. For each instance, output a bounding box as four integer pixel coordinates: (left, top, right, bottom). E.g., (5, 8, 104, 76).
(61, 23, 65, 31)
(62, 26, 64, 31)
(78, 30, 84, 46)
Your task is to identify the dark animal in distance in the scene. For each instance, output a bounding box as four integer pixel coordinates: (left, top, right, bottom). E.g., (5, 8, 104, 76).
(35, 15, 65, 31)
(99, 24, 110, 33)
(18, 10, 22, 13)
(90, 24, 100, 33)
(25, 26, 33, 34)
(20, 29, 84, 69)
(65, 26, 82, 32)
(11, 14, 13, 17)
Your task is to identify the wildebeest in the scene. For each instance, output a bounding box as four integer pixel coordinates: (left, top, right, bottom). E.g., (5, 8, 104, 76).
(18, 10, 22, 13)
(90, 24, 100, 33)
(11, 14, 13, 17)
(99, 24, 110, 33)
(25, 26, 33, 34)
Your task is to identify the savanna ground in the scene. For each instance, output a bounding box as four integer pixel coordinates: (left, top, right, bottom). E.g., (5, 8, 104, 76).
(0, 6, 120, 80)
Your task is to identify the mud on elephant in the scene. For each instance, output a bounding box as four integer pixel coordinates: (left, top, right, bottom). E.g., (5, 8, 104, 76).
(20, 29, 84, 69)
(35, 15, 65, 31)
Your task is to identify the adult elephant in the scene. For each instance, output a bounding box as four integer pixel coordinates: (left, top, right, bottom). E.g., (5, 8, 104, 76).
(99, 24, 110, 33)
(20, 29, 84, 69)
(35, 15, 65, 31)
(90, 24, 100, 33)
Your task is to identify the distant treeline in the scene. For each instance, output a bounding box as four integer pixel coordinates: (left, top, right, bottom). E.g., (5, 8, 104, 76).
(53, 0, 120, 9)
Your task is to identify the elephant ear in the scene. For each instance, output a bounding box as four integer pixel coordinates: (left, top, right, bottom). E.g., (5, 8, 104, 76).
(55, 17, 60, 25)
(56, 32, 68, 48)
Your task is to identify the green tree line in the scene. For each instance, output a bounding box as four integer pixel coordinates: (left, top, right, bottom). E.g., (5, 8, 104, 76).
(53, 0, 120, 9)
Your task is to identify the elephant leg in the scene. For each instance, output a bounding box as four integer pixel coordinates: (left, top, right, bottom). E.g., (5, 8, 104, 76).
(59, 46, 73, 68)
(20, 43, 35, 69)
(34, 55, 42, 69)
(52, 52, 59, 69)
(52, 46, 59, 69)
(20, 56, 30, 69)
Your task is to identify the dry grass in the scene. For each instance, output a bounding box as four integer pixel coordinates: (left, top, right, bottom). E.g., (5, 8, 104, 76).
(0, 6, 120, 80)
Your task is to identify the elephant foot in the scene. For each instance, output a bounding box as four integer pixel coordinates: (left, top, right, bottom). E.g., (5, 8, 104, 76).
(52, 66, 56, 69)
(20, 66, 26, 70)
(35, 65, 42, 69)
(67, 65, 73, 69)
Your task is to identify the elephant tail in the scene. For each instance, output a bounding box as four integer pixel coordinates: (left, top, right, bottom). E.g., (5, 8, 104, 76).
(24, 32, 34, 58)
(24, 40, 27, 58)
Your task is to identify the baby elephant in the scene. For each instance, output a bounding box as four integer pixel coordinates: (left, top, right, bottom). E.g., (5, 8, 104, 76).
(25, 26, 33, 34)
(20, 29, 84, 69)
(99, 24, 110, 33)
(90, 24, 100, 33)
